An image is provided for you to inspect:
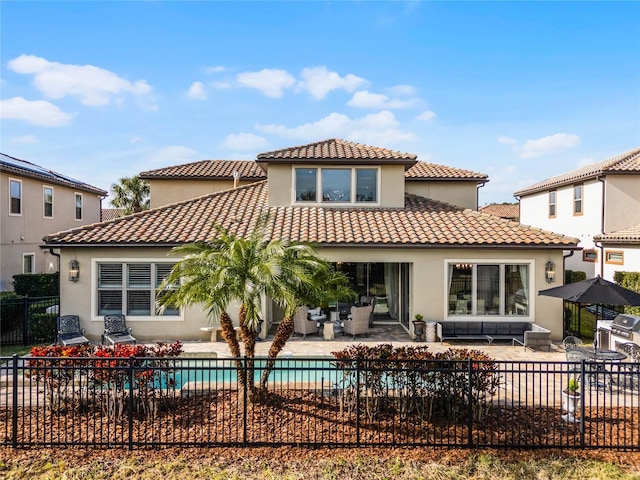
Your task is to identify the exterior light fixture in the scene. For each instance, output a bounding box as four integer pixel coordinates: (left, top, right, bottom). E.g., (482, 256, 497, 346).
(545, 260, 555, 284)
(68, 259, 80, 282)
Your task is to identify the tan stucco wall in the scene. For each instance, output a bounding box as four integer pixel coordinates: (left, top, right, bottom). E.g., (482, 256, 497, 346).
(404, 181, 479, 210)
(1, 172, 102, 290)
(148, 179, 258, 208)
(58, 245, 566, 342)
(266, 164, 406, 208)
(604, 175, 640, 233)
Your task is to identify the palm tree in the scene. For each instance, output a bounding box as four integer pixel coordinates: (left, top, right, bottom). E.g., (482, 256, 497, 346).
(109, 175, 150, 214)
(160, 220, 332, 397)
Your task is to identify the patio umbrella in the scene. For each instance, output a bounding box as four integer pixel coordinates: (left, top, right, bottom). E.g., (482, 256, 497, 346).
(538, 276, 640, 306)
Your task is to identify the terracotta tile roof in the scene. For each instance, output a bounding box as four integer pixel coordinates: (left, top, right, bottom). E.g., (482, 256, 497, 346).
(44, 181, 578, 248)
(514, 147, 640, 196)
(594, 224, 640, 245)
(139, 160, 266, 180)
(256, 139, 418, 167)
(101, 208, 126, 221)
(479, 203, 519, 220)
(405, 161, 487, 181)
(0, 153, 107, 195)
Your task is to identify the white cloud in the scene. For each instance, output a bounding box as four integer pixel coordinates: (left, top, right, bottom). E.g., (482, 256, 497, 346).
(348, 90, 418, 109)
(520, 133, 580, 158)
(206, 66, 227, 74)
(8, 54, 154, 107)
(223, 133, 270, 151)
(187, 81, 207, 100)
(209, 81, 231, 89)
(297, 66, 367, 99)
(256, 110, 415, 144)
(148, 146, 198, 166)
(498, 136, 517, 145)
(417, 110, 436, 121)
(388, 84, 416, 96)
(10, 134, 38, 144)
(237, 69, 295, 98)
(0, 97, 72, 126)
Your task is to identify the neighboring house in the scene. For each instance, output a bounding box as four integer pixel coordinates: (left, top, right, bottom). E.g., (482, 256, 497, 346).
(479, 203, 519, 222)
(43, 139, 578, 342)
(594, 224, 640, 280)
(101, 208, 126, 222)
(515, 147, 640, 280)
(1, 153, 107, 291)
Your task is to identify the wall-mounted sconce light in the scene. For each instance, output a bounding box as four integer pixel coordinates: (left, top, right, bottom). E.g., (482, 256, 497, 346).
(68, 260, 80, 282)
(545, 260, 555, 284)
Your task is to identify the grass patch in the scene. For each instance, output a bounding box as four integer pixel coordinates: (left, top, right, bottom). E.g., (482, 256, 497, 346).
(0, 344, 32, 357)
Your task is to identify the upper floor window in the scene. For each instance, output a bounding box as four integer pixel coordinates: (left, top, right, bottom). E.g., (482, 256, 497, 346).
(605, 251, 624, 265)
(43, 186, 54, 218)
(9, 179, 21, 215)
(23, 253, 35, 274)
(548, 190, 556, 217)
(75, 193, 83, 221)
(295, 167, 378, 204)
(573, 184, 583, 215)
(97, 262, 179, 317)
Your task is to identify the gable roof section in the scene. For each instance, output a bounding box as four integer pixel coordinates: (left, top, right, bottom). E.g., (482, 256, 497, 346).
(479, 203, 519, 220)
(139, 159, 266, 180)
(405, 161, 487, 181)
(514, 147, 640, 196)
(256, 138, 418, 168)
(0, 153, 107, 195)
(44, 181, 577, 248)
(594, 224, 640, 245)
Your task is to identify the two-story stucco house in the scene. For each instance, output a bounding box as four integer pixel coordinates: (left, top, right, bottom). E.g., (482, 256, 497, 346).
(515, 147, 640, 281)
(43, 139, 578, 342)
(1, 153, 107, 291)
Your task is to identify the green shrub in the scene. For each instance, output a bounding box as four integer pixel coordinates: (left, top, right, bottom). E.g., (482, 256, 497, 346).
(614, 271, 640, 316)
(565, 270, 587, 284)
(12, 273, 59, 296)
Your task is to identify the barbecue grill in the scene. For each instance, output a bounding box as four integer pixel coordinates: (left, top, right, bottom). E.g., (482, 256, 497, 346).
(611, 313, 640, 340)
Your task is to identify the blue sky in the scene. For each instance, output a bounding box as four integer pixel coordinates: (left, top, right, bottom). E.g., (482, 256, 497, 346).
(2, 1, 639, 205)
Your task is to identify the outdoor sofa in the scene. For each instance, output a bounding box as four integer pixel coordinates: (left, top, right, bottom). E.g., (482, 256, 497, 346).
(436, 321, 551, 351)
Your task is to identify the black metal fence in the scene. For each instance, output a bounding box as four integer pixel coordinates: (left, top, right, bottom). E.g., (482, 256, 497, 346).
(0, 296, 59, 346)
(1, 356, 638, 449)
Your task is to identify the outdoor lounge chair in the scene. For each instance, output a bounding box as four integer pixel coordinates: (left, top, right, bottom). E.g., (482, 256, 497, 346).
(343, 304, 372, 339)
(56, 315, 90, 346)
(293, 306, 322, 339)
(102, 314, 136, 345)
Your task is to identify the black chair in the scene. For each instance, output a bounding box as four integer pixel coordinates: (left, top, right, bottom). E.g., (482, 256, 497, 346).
(102, 314, 136, 345)
(56, 315, 90, 346)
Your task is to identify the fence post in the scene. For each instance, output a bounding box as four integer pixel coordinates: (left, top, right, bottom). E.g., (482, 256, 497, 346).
(579, 359, 585, 448)
(242, 356, 248, 447)
(355, 359, 361, 447)
(128, 356, 134, 450)
(22, 298, 29, 345)
(467, 359, 474, 448)
(12, 354, 18, 448)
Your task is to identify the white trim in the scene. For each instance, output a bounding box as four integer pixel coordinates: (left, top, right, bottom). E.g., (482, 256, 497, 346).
(22, 252, 35, 274)
(91, 257, 185, 322)
(43, 185, 54, 219)
(443, 258, 535, 321)
(8, 178, 22, 216)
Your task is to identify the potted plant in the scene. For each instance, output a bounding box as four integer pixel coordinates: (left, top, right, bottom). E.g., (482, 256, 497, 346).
(413, 313, 426, 342)
(561, 377, 581, 423)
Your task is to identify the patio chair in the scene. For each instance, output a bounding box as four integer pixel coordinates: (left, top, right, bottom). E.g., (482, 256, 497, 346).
(562, 335, 583, 350)
(616, 342, 640, 389)
(102, 314, 136, 345)
(360, 295, 377, 327)
(293, 306, 322, 339)
(343, 304, 373, 340)
(56, 315, 90, 346)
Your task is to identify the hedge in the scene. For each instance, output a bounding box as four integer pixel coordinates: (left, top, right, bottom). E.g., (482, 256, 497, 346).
(614, 271, 640, 316)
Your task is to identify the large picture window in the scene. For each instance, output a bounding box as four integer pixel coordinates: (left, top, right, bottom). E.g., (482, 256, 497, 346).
(97, 262, 179, 317)
(294, 167, 378, 204)
(447, 262, 530, 317)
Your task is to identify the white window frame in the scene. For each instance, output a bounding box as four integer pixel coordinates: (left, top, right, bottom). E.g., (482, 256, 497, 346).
(573, 184, 583, 216)
(74, 192, 83, 221)
(43, 185, 54, 219)
(443, 259, 534, 321)
(293, 166, 380, 206)
(548, 190, 556, 218)
(23, 253, 35, 274)
(9, 178, 22, 216)
(91, 258, 184, 322)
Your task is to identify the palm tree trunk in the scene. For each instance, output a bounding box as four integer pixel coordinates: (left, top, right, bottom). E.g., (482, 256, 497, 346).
(219, 311, 244, 387)
(259, 315, 295, 390)
(238, 305, 257, 393)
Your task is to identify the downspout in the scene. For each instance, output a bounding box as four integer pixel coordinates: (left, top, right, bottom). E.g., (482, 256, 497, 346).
(48, 247, 61, 313)
(476, 181, 486, 210)
(597, 176, 606, 278)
